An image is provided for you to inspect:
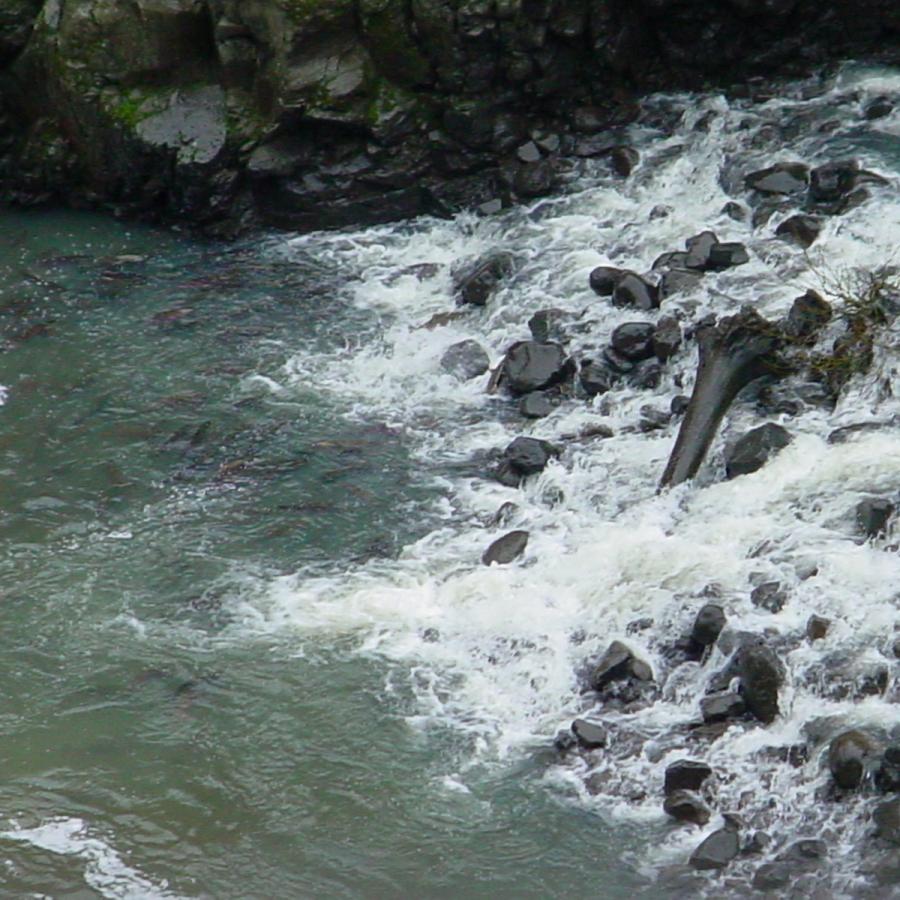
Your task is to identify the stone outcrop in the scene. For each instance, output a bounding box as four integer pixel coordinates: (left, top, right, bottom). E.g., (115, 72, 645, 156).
(0, 1, 898, 234)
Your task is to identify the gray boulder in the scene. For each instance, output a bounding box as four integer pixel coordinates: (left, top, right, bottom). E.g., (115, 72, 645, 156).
(440, 339, 490, 381)
(501, 341, 570, 395)
(725, 423, 792, 479)
(482, 530, 529, 566)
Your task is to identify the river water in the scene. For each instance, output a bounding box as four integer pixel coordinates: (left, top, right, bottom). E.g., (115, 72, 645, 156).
(2, 62, 900, 898)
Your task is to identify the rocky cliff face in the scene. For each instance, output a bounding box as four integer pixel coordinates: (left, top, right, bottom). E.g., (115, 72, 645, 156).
(1, 0, 898, 234)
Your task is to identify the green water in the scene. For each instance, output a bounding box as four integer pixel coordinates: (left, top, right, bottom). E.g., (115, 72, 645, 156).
(0, 210, 655, 899)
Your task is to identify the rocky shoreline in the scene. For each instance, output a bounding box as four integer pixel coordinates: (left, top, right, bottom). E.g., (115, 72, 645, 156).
(0, 1, 898, 235)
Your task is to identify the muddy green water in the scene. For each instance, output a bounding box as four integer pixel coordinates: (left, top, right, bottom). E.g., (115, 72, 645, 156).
(0, 210, 654, 898)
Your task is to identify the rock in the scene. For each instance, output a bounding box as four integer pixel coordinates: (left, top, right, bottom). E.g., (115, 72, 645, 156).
(809, 159, 859, 204)
(878, 747, 900, 793)
(612, 273, 659, 310)
(707, 242, 750, 269)
(482, 530, 529, 565)
(722, 201, 747, 221)
(664, 790, 711, 826)
(828, 729, 873, 789)
(684, 231, 719, 270)
(501, 436, 558, 479)
(776, 214, 823, 248)
(689, 820, 740, 870)
(652, 251, 689, 271)
(514, 159, 556, 198)
(751, 581, 787, 613)
(516, 140, 542, 163)
(665, 759, 713, 794)
(874, 798, 900, 845)
(630, 361, 663, 391)
(638, 407, 671, 432)
(737, 643, 782, 724)
(671, 394, 690, 416)
(519, 392, 554, 418)
(652, 316, 683, 362)
(528, 308, 571, 343)
(610, 322, 656, 361)
(745, 162, 810, 195)
(752, 862, 792, 891)
(725, 423, 792, 479)
(691, 603, 726, 647)
(453, 251, 515, 306)
(602, 347, 635, 375)
(856, 497, 895, 538)
(501, 341, 570, 395)
(591, 640, 652, 690)
(784, 290, 832, 339)
(610, 146, 639, 176)
(701, 691, 746, 723)
(572, 718, 608, 748)
(864, 95, 894, 120)
(743, 831, 772, 855)
(580, 360, 618, 397)
(806, 615, 830, 641)
(588, 266, 626, 296)
(553, 729, 577, 752)
(777, 839, 827, 863)
(659, 267, 703, 299)
(440, 340, 490, 380)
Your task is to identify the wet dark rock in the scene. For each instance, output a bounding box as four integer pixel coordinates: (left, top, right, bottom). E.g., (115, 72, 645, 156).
(864, 95, 894, 120)
(519, 392, 554, 419)
(589, 266, 626, 296)
(828, 729, 874, 790)
(630, 361, 663, 391)
(612, 273, 659, 311)
(528, 308, 571, 343)
(806, 615, 830, 641)
(602, 347, 636, 375)
(610, 146, 639, 177)
(776, 214, 823, 249)
(725, 423, 792, 479)
(580, 360, 618, 397)
(553, 729, 577, 752)
(701, 691, 746, 723)
(440, 340, 490, 381)
(660, 309, 782, 488)
(708, 242, 750, 270)
(652, 251, 689, 271)
(671, 395, 691, 416)
(809, 159, 859, 205)
(482, 530, 529, 566)
(514, 159, 556, 198)
(778, 839, 827, 864)
(454, 252, 515, 306)
(638, 407, 671, 432)
(856, 497, 895, 538)
(752, 862, 792, 890)
(751, 582, 787, 613)
(828, 421, 894, 444)
(591, 640, 652, 690)
(501, 341, 570, 395)
(610, 322, 656, 361)
(691, 603, 727, 648)
(664, 790, 711, 826)
(684, 231, 719, 270)
(745, 162, 810, 195)
(874, 798, 900, 845)
(572, 718, 608, 749)
(665, 759, 713, 794)
(784, 290, 832, 340)
(743, 831, 772, 856)
(737, 642, 783, 724)
(722, 201, 747, 222)
(501, 436, 558, 479)
(689, 819, 741, 870)
(660, 267, 703, 299)
(878, 747, 900, 793)
(653, 316, 683, 362)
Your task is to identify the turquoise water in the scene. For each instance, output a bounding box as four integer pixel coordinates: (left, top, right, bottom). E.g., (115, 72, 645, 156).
(0, 210, 655, 898)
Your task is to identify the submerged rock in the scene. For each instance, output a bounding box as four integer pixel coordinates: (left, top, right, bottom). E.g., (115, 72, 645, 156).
(877, 746, 900, 793)
(856, 497, 894, 538)
(440, 340, 490, 380)
(806, 615, 830, 641)
(745, 162, 810, 195)
(664, 790, 711, 826)
(701, 691, 746, 723)
(828, 729, 873, 790)
(659, 267, 703, 299)
(874, 798, 900, 845)
(453, 251, 515, 306)
(482, 530, 529, 566)
(519, 392, 554, 419)
(579, 360, 618, 397)
(528, 308, 571, 343)
(725, 423, 792, 479)
(751, 581, 787, 614)
(776, 214, 823, 248)
(610, 146, 640, 176)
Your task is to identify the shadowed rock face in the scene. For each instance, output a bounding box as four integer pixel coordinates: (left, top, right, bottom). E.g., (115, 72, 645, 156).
(659, 308, 781, 489)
